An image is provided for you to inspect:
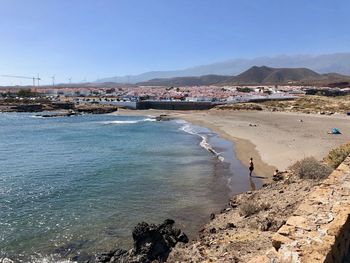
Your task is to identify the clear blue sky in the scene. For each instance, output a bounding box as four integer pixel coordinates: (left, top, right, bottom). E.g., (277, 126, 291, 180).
(0, 0, 349, 85)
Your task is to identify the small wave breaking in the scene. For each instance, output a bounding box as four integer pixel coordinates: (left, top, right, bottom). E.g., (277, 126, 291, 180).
(101, 118, 156, 125)
(180, 123, 224, 162)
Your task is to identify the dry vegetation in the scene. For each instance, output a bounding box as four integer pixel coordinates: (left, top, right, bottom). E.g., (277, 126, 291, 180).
(239, 201, 271, 217)
(289, 157, 332, 180)
(260, 95, 350, 114)
(215, 102, 263, 111)
(324, 142, 350, 169)
(168, 144, 350, 262)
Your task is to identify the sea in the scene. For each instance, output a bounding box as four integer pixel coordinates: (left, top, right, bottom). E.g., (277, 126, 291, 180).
(0, 112, 261, 262)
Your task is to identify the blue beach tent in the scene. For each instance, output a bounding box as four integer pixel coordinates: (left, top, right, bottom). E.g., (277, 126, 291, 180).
(331, 128, 341, 134)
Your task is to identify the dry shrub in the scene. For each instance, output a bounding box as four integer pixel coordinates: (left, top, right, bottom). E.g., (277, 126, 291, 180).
(324, 143, 350, 169)
(289, 157, 332, 180)
(239, 201, 270, 217)
(215, 103, 263, 111)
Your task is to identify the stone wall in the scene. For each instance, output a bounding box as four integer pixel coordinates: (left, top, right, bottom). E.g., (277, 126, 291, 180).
(250, 157, 350, 263)
(136, 101, 217, 110)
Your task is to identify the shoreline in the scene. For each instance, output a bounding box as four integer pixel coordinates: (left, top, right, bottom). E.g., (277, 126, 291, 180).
(172, 115, 276, 181)
(115, 109, 350, 182)
(115, 109, 276, 182)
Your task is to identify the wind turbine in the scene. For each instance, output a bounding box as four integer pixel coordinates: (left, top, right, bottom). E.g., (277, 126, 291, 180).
(51, 75, 55, 87)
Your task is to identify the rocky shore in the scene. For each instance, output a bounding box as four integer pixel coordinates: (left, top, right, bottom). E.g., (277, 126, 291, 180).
(0, 100, 119, 115)
(86, 219, 188, 263)
(166, 172, 321, 262)
(81, 169, 333, 263)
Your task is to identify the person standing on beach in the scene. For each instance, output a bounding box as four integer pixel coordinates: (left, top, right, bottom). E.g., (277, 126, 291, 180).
(249, 157, 254, 176)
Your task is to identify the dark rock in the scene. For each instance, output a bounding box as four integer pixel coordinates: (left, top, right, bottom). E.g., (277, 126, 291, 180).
(108, 249, 131, 263)
(40, 110, 78, 118)
(94, 219, 187, 263)
(210, 213, 215, 220)
(273, 172, 284, 181)
(225, 223, 236, 229)
(209, 228, 217, 234)
(96, 250, 117, 263)
(13, 104, 44, 112)
(177, 232, 189, 243)
(220, 207, 232, 214)
(75, 105, 119, 114)
(155, 114, 171, 121)
(258, 217, 285, 232)
(162, 218, 175, 225)
(229, 200, 238, 208)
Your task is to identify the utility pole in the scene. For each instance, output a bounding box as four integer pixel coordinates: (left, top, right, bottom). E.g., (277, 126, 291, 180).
(51, 76, 55, 87)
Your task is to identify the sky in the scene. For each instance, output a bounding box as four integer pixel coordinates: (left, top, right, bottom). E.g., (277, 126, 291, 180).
(0, 0, 349, 85)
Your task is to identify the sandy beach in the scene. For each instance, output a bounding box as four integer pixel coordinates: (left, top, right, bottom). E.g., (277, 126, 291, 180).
(116, 109, 350, 180)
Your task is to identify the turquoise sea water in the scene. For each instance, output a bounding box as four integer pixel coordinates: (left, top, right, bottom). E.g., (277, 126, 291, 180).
(0, 113, 260, 262)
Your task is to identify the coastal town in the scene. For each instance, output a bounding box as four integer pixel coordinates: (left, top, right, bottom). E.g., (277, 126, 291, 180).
(1, 83, 350, 112)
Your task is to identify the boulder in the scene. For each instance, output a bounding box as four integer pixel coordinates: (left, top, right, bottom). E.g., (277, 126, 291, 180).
(93, 219, 188, 263)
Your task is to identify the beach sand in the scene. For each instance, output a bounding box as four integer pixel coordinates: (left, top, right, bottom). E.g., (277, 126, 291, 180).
(115, 109, 350, 180)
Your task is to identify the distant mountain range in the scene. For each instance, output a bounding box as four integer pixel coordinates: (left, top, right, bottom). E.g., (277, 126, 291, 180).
(137, 66, 350, 86)
(97, 53, 350, 84)
(137, 75, 231, 86)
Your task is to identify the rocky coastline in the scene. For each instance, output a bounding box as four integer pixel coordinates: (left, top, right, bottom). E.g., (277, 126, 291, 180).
(166, 172, 322, 262)
(0, 100, 119, 115)
(84, 219, 189, 263)
(78, 170, 326, 263)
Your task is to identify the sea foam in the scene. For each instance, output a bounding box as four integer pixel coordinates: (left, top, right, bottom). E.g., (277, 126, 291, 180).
(101, 118, 156, 125)
(180, 123, 224, 162)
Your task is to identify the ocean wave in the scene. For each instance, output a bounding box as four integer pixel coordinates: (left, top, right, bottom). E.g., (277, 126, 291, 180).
(30, 115, 44, 118)
(180, 123, 224, 162)
(101, 118, 156, 125)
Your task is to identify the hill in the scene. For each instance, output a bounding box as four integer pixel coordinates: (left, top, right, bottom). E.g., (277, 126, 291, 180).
(137, 66, 350, 86)
(96, 53, 350, 83)
(225, 66, 322, 84)
(137, 75, 231, 86)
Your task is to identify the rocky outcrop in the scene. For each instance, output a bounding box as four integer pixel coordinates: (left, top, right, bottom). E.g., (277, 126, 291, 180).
(74, 105, 118, 114)
(0, 100, 117, 114)
(250, 156, 350, 263)
(167, 172, 319, 262)
(40, 110, 78, 118)
(93, 219, 188, 263)
(155, 114, 171, 121)
(11, 103, 45, 112)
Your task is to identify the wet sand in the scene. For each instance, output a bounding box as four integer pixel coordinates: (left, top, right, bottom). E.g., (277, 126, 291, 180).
(115, 109, 350, 181)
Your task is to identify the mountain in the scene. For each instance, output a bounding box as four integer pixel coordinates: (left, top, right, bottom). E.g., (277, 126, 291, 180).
(225, 66, 321, 84)
(97, 53, 350, 83)
(137, 75, 231, 87)
(137, 66, 350, 86)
